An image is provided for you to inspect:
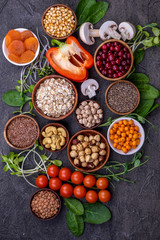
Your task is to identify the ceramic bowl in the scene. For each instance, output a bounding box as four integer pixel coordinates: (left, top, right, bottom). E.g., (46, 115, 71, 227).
(2, 28, 40, 66)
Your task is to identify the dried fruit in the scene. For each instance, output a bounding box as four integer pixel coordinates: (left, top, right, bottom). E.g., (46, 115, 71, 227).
(8, 53, 20, 63)
(20, 30, 34, 41)
(24, 37, 38, 53)
(20, 50, 35, 63)
(5, 30, 21, 47)
(8, 40, 25, 56)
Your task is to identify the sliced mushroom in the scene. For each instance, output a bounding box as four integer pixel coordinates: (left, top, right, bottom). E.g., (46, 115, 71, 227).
(118, 22, 136, 41)
(81, 79, 99, 98)
(102, 21, 121, 39)
(79, 22, 110, 45)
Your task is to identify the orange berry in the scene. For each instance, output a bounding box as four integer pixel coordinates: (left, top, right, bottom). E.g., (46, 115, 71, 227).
(137, 133, 141, 138)
(110, 129, 114, 135)
(124, 126, 129, 131)
(129, 134, 132, 139)
(126, 137, 130, 142)
(119, 120, 123, 125)
(121, 137, 125, 142)
(123, 120, 128, 125)
(117, 130, 121, 135)
(117, 145, 121, 150)
(129, 120, 134, 125)
(112, 128, 117, 133)
(113, 143, 118, 148)
(135, 126, 139, 131)
(113, 123, 118, 129)
(126, 145, 131, 150)
(122, 147, 128, 153)
(126, 131, 130, 136)
(136, 139, 140, 145)
(132, 145, 137, 149)
(121, 132, 126, 138)
(130, 126, 134, 130)
(114, 134, 118, 139)
(110, 135, 114, 140)
(133, 134, 138, 139)
(121, 124, 125, 128)
(130, 130, 134, 134)
(132, 141, 137, 146)
(114, 139, 119, 143)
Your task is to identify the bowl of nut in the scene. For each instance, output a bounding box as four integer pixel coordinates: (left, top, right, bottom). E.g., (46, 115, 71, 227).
(32, 75, 78, 120)
(42, 4, 77, 40)
(39, 123, 69, 153)
(67, 130, 110, 172)
(30, 188, 61, 220)
(75, 100, 103, 129)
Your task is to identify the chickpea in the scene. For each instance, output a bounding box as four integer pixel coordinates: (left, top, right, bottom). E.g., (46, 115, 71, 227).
(77, 143, 83, 151)
(79, 119, 83, 124)
(70, 151, 77, 158)
(82, 118, 87, 125)
(84, 136, 89, 142)
(85, 155, 91, 162)
(91, 146, 99, 153)
(82, 162, 87, 168)
(85, 148, 91, 155)
(71, 145, 77, 151)
(99, 156, 104, 162)
(94, 103, 100, 109)
(94, 135, 101, 142)
(96, 141, 100, 146)
(91, 153, 99, 160)
(89, 135, 94, 141)
(97, 109, 103, 114)
(90, 139, 96, 146)
(81, 101, 87, 106)
(89, 101, 94, 107)
(79, 156, 85, 162)
(77, 135, 84, 142)
(74, 158, 80, 166)
(76, 108, 81, 115)
(82, 142, 88, 148)
(99, 150, 106, 156)
(100, 143, 106, 149)
(91, 108, 96, 114)
(79, 150, 85, 157)
(93, 159, 99, 166)
(99, 114, 103, 119)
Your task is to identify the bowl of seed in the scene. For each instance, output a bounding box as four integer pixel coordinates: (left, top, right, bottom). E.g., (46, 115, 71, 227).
(105, 80, 140, 115)
(42, 4, 77, 39)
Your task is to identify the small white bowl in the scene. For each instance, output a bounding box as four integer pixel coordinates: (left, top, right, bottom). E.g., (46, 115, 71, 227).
(2, 28, 40, 66)
(107, 117, 145, 155)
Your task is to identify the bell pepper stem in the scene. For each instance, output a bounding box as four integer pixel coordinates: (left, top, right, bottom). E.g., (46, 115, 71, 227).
(51, 39, 65, 48)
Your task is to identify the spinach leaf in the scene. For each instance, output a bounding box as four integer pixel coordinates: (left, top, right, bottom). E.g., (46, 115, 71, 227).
(83, 202, 111, 224)
(137, 84, 159, 99)
(64, 198, 84, 215)
(66, 211, 84, 236)
(146, 103, 159, 116)
(2, 90, 25, 107)
(128, 73, 150, 84)
(134, 99, 154, 117)
(75, 0, 96, 26)
(134, 49, 145, 65)
(85, 1, 109, 25)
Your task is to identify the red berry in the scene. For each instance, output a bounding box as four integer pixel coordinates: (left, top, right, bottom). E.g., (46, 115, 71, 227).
(118, 51, 123, 57)
(121, 60, 127, 66)
(108, 55, 115, 61)
(108, 69, 113, 74)
(115, 46, 121, 51)
(119, 65, 124, 71)
(97, 55, 101, 61)
(111, 60, 116, 65)
(106, 42, 111, 48)
(110, 46, 115, 51)
(113, 41, 119, 46)
(127, 59, 131, 65)
(112, 65, 119, 71)
(102, 69, 107, 75)
(102, 44, 107, 50)
(118, 72, 123, 77)
(98, 51, 103, 55)
(123, 47, 128, 52)
(127, 53, 131, 59)
(107, 74, 112, 78)
(115, 59, 121, 65)
(124, 65, 130, 71)
(123, 54, 127, 59)
(102, 53, 107, 59)
(96, 60, 102, 67)
(105, 62, 111, 69)
(113, 73, 118, 78)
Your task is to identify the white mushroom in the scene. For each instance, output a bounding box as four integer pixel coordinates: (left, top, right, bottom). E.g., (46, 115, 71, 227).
(102, 21, 121, 39)
(118, 22, 136, 41)
(79, 22, 111, 45)
(81, 79, 99, 98)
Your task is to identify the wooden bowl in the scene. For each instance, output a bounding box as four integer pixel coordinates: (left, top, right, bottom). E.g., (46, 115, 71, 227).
(41, 4, 77, 40)
(105, 80, 140, 115)
(4, 115, 40, 150)
(30, 188, 61, 221)
(75, 100, 104, 129)
(67, 129, 110, 173)
(39, 123, 69, 153)
(32, 75, 78, 120)
(94, 39, 134, 81)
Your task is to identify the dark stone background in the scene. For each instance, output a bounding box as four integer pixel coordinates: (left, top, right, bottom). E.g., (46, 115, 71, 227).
(0, 0, 160, 239)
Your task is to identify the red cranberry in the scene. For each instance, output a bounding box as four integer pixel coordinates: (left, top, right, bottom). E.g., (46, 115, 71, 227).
(126, 59, 131, 65)
(102, 53, 107, 59)
(102, 49, 107, 53)
(102, 60, 106, 65)
(102, 44, 107, 50)
(102, 69, 107, 75)
(123, 47, 128, 52)
(121, 60, 127, 66)
(111, 60, 116, 65)
(118, 51, 123, 57)
(106, 42, 111, 48)
(107, 74, 112, 78)
(108, 55, 115, 61)
(96, 60, 102, 67)
(113, 73, 118, 78)
(108, 69, 113, 74)
(108, 51, 112, 55)
(118, 72, 123, 77)
(123, 54, 127, 59)
(115, 59, 121, 65)
(106, 58, 109, 62)
(115, 46, 121, 52)
(113, 41, 119, 46)
(97, 55, 101, 61)
(99, 66, 104, 71)
(119, 65, 124, 71)
(105, 62, 111, 69)
(98, 51, 103, 56)
(113, 52, 118, 57)
(110, 46, 115, 51)
(127, 53, 131, 59)
(119, 56, 123, 61)
(112, 65, 119, 71)
(122, 70, 126, 74)
(124, 65, 130, 71)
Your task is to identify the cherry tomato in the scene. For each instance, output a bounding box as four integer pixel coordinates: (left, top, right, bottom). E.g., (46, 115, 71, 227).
(49, 177, 62, 190)
(60, 183, 73, 198)
(36, 175, 48, 188)
(59, 167, 72, 181)
(71, 171, 84, 185)
(83, 175, 96, 188)
(96, 177, 109, 190)
(73, 185, 86, 199)
(85, 190, 98, 203)
(47, 165, 59, 178)
(98, 190, 111, 202)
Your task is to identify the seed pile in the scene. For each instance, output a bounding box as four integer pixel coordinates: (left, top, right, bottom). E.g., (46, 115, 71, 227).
(31, 190, 60, 219)
(76, 101, 103, 128)
(107, 82, 139, 113)
(70, 134, 106, 170)
(43, 6, 75, 38)
(36, 78, 75, 118)
(6, 117, 38, 148)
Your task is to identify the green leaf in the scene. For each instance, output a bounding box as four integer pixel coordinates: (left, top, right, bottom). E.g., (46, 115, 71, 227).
(137, 115, 145, 124)
(28, 85, 35, 93)
(9, 152, 15, 161)
(41, 155, 48, 161)
(15, 85, 21, 92)
(136, 25, 143, 31)
(153, 36, 159, 44)
(64, 198, 84, 215)
(152, 27, 160, 36)
(2, 90, 25, 107)
(134, 49, 145, 65)
(66, 211, 84, 237)
(143, 23, 158, 29)
(75, 0, 96, 26)
(134, 99, 154, 117)
(51, 160, 62, 167)
(137, 84, 160, 99)
(128, 73, 150, 84)
(84, 1, 109, 25)
(38, 146, 43, 151)
(3, 165, 9, 172)
(134, 160, 141, 167)
(124, 162, 129, 173)
(0, 155, 8, 162)
(17, 156, 24, 162)
(24, 95, 32, 103)
(143, 38, 154, 47)
(143, 31, 150, 37)
(29, 101, 33, 111)
(146, 103, 159, 116)
(83, 202, 111, 224)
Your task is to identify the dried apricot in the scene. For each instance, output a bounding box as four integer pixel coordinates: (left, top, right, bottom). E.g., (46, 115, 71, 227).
(8, 53, 20, 63)
(5, 30, 21, 47)
(24, 37, 38, 53)
(8, 40, 25, 56)
(21, 30, 34, 42)
(20, 50, 35, 63)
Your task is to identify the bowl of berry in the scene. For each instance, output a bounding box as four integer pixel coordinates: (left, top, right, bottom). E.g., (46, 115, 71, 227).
(94, 39, 133, 81)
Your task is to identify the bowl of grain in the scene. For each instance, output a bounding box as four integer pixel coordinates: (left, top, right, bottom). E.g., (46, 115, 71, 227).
(41, 4, 77, 40)
(30, 188, 61, 220)
(32, 75, 78, 120)
(4, 115, 40, 150)
(105, 80, 140, 115)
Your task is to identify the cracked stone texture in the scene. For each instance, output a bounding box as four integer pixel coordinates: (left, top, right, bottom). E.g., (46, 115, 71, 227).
(0, 0, 160, 240)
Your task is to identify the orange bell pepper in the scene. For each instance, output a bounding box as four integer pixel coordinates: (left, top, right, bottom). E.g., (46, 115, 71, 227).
(46, 36, 94, 82)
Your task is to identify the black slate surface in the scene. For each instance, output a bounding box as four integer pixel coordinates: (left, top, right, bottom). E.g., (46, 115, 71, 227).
(0, 0, 160, 240)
